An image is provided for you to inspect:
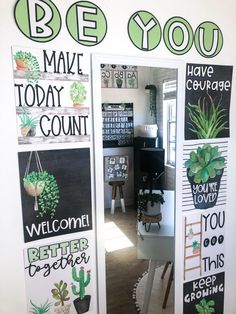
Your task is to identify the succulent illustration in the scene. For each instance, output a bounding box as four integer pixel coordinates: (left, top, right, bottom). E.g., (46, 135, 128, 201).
(29, 299, 52, 314)
(116, 78, 123, 88)
(192, 240, 200, 249)
(103, 78, 109, 86)
(19, 106, 39, 137)
(187, 94, 228, 139)
(51, 280, 70, 307)
(195, 298, 215, 313)
(23, 171, 59, 219)
(14, 51, 41, 83)
(70, 81, 87, 105)
(184, 144, 225, 184)
(187, 226, 194, 239)
(128, 77, 135, 88)
(71, 266, 91, 300)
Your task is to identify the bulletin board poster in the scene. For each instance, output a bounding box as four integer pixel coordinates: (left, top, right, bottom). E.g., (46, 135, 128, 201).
(101, 64, 138, 89)
(12, 46, 91, 145)
(183, 272, 224, 314)
(185, 63, 233, 140)
(102, 103, 134, 147)
(183, 208, 225, 282)
(104, 155, 129, 182)
(18, 148, 92, 243)
(182, 140, 227, 211)
(24, 232, 97, 314)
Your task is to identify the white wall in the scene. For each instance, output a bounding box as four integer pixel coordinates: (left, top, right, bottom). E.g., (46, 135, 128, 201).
(1, 1, 236, 313)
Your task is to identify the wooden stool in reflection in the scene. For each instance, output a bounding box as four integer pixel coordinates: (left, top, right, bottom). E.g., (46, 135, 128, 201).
(109, 181, 126, 215)
(161, 261, 174, 309)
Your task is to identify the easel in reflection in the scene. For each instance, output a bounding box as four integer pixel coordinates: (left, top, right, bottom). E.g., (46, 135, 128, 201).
(104, 155, 128, 215)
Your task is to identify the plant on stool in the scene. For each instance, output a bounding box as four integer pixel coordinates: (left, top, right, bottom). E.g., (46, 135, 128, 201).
(71, 266, 91, 314)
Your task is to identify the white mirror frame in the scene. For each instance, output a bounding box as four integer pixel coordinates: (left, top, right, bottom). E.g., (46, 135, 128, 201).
(91, 53, 185, 314)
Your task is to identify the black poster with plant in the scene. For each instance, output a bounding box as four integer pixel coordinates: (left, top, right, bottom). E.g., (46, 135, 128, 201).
(18, 148, 92, 242)
(185, 64, 233, 140)
(183, 272, 224, 314)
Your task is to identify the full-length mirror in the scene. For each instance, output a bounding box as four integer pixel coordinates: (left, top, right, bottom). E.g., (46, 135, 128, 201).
(92, 54, 181, 314)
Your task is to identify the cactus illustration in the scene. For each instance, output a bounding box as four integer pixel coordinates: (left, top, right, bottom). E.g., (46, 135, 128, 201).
(71, 266, 91, 300)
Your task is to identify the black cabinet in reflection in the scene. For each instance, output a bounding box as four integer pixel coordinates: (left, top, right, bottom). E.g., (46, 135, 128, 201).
(134, 137, 165, 207)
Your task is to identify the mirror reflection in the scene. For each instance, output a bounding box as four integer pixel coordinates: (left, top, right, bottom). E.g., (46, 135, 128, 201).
(100, 63, 177, 314)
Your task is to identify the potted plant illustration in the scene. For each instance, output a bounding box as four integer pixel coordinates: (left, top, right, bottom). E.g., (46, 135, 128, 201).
(70, 82, 87, 108)
(19, 106, 39, 137)
(14, 50, 41, 84)
(187, 226, 194, 240)
(192, 240, 201, 255)
(103, 78, 109, 88)
(137, 192, 165, 231)
(128, 77, 136, 88)
(186, 94, 228, 139)
(71, 266, 91, 314)
(195, 298, 215, 313)
(23, 170, 59, 219)
(51, 280, 71, 314)
(116, 77, 123, 88)
(30, 299, 52, 314)
(184, 144, 225, 209)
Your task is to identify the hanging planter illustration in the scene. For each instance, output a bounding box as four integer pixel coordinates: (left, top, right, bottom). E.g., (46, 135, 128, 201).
(71, 266, 91, 314)
(23, 151, 60, 219)
(185, 144, 225, 209)
(14, 50, 41, 84)
(70, 82, 87, 108)
(51, 280, 71, 314)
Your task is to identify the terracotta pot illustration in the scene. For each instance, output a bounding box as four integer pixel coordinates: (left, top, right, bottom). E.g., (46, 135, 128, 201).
(54, 304, 71, 314)
(15, 59, 28, 71)
(193, 247, 201, 255)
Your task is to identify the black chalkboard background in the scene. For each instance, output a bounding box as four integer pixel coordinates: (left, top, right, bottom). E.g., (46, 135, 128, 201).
(185, 64, 233, 140)
(18, 148, 92, 242)
(183, 272, 224, 314)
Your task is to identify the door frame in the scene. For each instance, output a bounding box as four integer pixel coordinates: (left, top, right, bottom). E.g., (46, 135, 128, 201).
(91, 53, 185, 314)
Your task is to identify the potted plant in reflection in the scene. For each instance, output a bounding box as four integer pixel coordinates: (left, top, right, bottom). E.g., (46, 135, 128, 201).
(137, 191, 165, 231)
(184, 144, 225, 209)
